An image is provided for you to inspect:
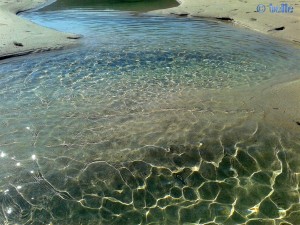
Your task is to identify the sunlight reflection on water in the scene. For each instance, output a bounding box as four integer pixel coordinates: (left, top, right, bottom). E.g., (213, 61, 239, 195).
(0, 9, 299, 225)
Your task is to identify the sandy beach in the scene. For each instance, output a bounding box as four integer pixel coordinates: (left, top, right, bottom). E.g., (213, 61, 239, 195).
(152, 0, 300, 44)
(151, 0, 300, 133)
(0, 0, 80, 59)
(0, 0, 299, 129)
(1, 0, 299, 57)
(257, 78, 300, 133)
(0, 0, 298, 132)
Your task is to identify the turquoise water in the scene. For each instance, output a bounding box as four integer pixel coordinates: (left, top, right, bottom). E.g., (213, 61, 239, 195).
(0, 8, 300, 225)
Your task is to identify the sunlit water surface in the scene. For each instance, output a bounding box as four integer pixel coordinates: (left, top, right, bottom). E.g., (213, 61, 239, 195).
(0, 9, 300, 225)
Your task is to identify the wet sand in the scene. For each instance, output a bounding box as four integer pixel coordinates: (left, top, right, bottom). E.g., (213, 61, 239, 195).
(151, 0, 300, 135)
(0, 0, 299, 133)
(257, 78, 300, 132)
(152, 0, 300, 44)
(0, 0, 80, 59)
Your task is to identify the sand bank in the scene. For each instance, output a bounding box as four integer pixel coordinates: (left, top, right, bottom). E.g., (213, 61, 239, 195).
(257, 79, 300, 133)
(0, 0, 299, 134)
(0, 0, 80, 59)
(1, 0, 298, 59)
(221, 78, 300, 134)
(151, 0, 300, 134)
(152, 0, 300, 44)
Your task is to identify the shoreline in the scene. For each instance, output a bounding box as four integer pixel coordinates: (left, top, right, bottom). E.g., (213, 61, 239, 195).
(150, 0, 300, 133)
(0, 0, 299, 134)
(151, 0, 300, 45)
(149, 0, 300, 134)
(258, 78, 300, 133)
(0, 0, 81, 60)
(1, 0, 299, 59)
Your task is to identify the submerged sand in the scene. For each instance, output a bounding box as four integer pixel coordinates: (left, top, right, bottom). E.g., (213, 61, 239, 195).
(0, 0, 80, 59)
(0, 3, 299, 223)
(0, 0, 299, 133)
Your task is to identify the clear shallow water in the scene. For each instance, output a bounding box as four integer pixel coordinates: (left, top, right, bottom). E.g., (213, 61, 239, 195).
(0, 9, 300, 225)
